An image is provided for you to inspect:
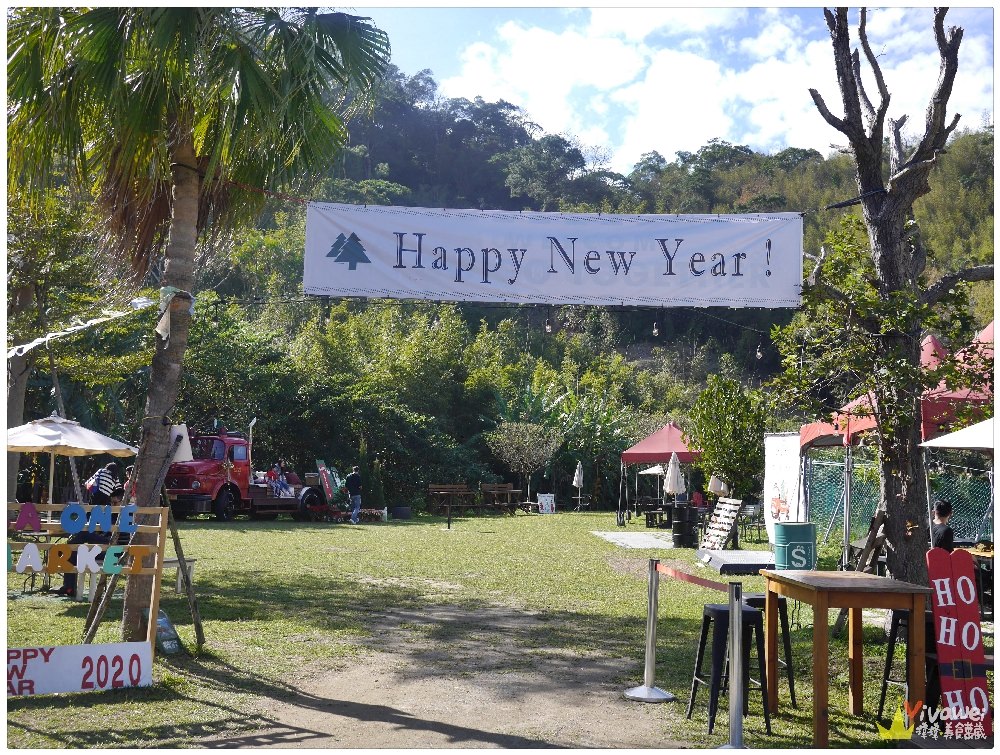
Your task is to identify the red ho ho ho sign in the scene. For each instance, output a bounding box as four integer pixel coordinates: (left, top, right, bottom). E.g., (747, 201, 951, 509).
(925, 547, 992, 735)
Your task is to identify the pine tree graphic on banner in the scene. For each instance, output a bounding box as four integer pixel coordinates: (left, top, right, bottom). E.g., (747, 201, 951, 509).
(327, 232, 371, 270)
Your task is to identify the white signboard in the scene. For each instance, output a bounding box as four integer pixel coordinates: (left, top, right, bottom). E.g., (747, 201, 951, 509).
(537, 494, 556, 514)
(304, 204, 803, 308)
(763, 432, 804, 543)
(7, 642, 153, 697)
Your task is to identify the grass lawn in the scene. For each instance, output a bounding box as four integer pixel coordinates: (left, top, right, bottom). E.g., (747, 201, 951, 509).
(7, 510, 994, 748)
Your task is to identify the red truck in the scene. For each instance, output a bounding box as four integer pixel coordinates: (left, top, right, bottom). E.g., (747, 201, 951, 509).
(164, 429, 333, 521)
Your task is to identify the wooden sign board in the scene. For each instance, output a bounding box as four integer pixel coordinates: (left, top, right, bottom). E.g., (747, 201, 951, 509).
(701, 497, 742, 550)
(926, 547, 992, 736)
(7, 642, 153, 697)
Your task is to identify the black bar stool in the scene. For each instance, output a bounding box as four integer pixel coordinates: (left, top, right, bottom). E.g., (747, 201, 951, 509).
(741, 592, 797, 708)
(687, 603, 772, 735)
(878, 608, 939, 721)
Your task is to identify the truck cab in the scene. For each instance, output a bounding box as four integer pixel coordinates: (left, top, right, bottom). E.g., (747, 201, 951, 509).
(165, 431, 251, 520)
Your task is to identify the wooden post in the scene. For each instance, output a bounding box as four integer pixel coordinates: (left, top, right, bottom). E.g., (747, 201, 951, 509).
(167, 505, 205, 648)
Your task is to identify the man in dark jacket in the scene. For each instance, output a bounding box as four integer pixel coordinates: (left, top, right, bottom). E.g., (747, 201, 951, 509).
(345, 466, 362, 524)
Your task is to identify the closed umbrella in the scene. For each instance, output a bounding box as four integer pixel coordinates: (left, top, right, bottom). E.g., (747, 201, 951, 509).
(572, 461, 584, 510)
(664, 452, 684, 500)
(7, 414, 137, 505)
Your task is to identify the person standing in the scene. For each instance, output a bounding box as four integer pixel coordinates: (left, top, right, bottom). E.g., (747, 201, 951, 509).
(55, 487, 127, 597)
(931, 499, 955, 552)
(88, 462, 119, 506)
(345, 465, 362, 524)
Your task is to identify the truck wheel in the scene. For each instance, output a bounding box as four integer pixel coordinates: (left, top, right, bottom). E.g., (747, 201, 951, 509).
(214, 490, 236, 522)
(299, 489, 326, 522)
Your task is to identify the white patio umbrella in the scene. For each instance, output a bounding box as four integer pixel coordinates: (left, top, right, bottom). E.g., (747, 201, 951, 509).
(7, 413, 137, 505)
(664, 452, 685, 501)
(639, 464, 666, 500)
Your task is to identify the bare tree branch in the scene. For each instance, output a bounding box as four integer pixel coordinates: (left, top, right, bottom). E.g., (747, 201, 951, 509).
(852, 50, 877, 125)
(919, 265, 995, 306)
(856, 7, 891, 136)
(888, 115, 909, 176)
(913, 8, 963, 161)
(809, 88, 848, 134)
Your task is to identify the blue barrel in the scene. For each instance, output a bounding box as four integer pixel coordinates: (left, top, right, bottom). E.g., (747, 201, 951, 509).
(774, 522, 817, 570)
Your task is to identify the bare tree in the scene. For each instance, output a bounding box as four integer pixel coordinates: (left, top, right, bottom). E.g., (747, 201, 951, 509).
(808, 7, 993, 583)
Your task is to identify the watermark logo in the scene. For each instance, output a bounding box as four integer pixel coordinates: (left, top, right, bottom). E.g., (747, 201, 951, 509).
(876, 701, 990, 742)
(877, 706, 915, 740)
(327, 232, 371, 270)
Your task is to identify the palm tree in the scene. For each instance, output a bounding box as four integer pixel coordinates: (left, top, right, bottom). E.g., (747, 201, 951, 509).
(7, 7, 390, 640)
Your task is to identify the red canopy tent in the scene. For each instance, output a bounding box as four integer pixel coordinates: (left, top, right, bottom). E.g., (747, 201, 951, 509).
(833, 324, 993, 442)
(621, 421, 699, 464)
(799, 324, 993, 563)
(617, 422, 700, 524)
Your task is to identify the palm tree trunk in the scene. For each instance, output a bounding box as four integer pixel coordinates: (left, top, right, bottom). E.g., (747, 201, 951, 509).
(121, 135, 199, 642)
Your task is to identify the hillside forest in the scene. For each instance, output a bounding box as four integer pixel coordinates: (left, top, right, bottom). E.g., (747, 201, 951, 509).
(7, 64, 995, 510)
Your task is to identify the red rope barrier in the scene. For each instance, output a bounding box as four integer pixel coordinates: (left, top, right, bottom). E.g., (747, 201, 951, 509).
(655, 563, 728, 593)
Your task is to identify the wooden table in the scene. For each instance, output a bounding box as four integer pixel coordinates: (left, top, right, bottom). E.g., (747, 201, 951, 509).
(760, 569, 932, 747)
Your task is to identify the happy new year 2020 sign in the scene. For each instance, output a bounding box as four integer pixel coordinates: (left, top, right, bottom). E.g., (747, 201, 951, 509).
(304, 204, 803, 308)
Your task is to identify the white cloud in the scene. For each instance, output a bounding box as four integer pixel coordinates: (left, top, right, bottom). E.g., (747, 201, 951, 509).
(587, 7, 748, 41)
(437, 7, 993, 175)
(611, 48, 735, 171)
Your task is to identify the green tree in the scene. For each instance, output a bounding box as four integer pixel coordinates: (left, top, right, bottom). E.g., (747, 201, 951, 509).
(484, 421, 563, 501)
(497, 134, 587, 210)
(791, 8, 993, 582)
(685, 371, 768, 500)
(6, 187, 111, 499)
(7, 6, 390, 640)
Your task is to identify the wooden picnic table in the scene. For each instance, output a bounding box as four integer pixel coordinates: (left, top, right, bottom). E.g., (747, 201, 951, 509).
(427, 484, 476, 515)
(480, 483, 522, 515)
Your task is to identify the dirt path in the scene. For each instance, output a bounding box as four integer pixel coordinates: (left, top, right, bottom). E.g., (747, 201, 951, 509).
(200, 601, 686, 749)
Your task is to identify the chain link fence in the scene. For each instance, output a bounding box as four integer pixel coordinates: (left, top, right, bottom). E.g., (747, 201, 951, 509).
(805, 458, 993, 545)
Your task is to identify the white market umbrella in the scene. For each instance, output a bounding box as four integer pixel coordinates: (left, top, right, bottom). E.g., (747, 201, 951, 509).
(638, 464, 665, 476)
(639, 464, 666, 501)
(7, 414, 137, 505)
(664, 452, 685, 500)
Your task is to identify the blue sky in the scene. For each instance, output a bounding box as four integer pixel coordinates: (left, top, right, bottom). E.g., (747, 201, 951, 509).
(353, 5, 994, 174)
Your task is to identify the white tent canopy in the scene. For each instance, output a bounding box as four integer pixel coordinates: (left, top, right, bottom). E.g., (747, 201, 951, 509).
(7, 414, 137, 504)
(638, 465, 665, 476)
(919, 418, 994, 451)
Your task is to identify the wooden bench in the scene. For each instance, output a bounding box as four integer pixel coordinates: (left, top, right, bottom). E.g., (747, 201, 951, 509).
(480, 483, 522, 515)
(427, 484, 475, 515)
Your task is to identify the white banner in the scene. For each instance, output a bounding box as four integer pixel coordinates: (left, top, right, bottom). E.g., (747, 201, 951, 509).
(7, 642, 153, 696)
(304, 204, 802, 307)
(762, 432, 804, 543)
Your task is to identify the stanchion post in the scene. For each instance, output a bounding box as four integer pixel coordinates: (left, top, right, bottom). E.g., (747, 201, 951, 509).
(624, 558, 676, 703)
(721, 581, 745, 749)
